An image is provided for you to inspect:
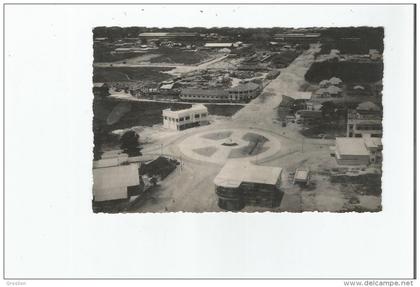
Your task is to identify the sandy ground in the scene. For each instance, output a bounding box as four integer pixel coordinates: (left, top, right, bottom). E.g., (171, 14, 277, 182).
(122, 43, 381, 213)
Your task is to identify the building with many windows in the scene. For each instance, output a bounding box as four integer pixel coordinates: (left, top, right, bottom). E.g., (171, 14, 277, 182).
(179, 89, 229, 102)
(179, 82, 261, 103)
(162, 104, 209, 131)
(214, 161, 283, 211)
(226, 82, 261, 102)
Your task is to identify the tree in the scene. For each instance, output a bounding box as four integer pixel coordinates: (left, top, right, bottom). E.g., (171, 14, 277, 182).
(320, 101, 337, 119)
(93, 132, 104, 161)
(120, 130, 142, 157)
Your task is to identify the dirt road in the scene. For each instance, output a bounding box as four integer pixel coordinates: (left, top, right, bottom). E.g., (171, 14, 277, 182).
(233, 44, 321, 126)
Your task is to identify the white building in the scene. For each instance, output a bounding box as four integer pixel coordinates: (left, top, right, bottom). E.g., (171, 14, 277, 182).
(335, 137, 371, 166)
(162, 104, 209, 131)
(214, 160, 283, 210)
(334, 135, 382, 166)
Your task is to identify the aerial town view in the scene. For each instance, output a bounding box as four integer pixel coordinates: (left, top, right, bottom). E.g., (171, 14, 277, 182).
(92, 26, 384, 213)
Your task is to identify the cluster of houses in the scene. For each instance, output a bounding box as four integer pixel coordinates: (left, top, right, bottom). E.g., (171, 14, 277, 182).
(315, 77, 343, 98)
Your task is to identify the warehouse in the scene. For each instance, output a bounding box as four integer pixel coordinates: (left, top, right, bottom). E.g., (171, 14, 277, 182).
(162, 104, 209, 131)
(214, 161, 283, 211)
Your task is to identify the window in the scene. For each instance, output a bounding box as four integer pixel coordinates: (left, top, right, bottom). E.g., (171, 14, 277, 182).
(201, 113, 207, 117)
(176, 118, 179, 122)
(185, 116, 190, 120)
(164, 116, 167, 120)
(179, 117, 184, 121)
(195, 114, 200, 119)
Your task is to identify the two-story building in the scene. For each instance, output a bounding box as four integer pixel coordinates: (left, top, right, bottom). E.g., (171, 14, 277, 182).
(162, 104, 209, 131)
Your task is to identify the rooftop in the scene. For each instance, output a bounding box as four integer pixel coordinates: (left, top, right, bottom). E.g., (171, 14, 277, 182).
(214, 160, 282, 188)
(327, 85, 342, 94)
(335, 138, 370, 156)
(363, 134, 382, 149)
(294, 168, 310, 181)
(139, 32, 198, 37)
(292, 91, 312, 100)
(357, 101, 381, 112)
(274, 33, 321, 38)
(329, 77, 343, 85)
(93, 163, 140, 201)
(204, 43, 233, 48)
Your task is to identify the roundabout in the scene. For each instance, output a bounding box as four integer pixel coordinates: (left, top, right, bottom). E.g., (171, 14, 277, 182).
(178, 128, 282, 165)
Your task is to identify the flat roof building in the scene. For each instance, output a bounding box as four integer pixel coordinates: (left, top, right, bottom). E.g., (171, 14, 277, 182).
(162, 104, 209, 131)
(93, 162, 141, 202)
(335, 137, 372, 166)
(293, 168, 310, 185)
(214, 161, 283, 211)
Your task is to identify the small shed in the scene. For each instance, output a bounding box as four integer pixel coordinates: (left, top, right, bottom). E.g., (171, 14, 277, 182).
(293, 168, 310, 185)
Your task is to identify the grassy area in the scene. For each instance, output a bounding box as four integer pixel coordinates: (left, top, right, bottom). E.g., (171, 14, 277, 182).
(193, 146, 218, 157)
(228, 133, 269, 158)
(93, 67, 174, 83)
(202, 131, 233, 140)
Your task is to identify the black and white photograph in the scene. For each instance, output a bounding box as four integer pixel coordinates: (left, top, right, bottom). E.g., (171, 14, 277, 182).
(3, 3, 416, 283)
(92, 26, 384, 213)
